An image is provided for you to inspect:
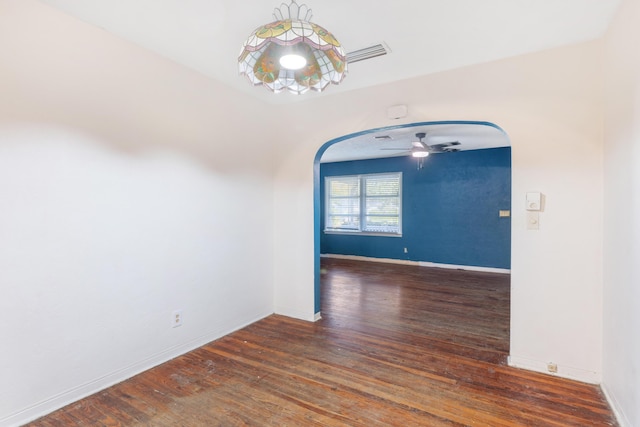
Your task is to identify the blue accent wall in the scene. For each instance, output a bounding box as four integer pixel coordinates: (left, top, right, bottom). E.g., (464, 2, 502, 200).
(320, 147, 511, 269)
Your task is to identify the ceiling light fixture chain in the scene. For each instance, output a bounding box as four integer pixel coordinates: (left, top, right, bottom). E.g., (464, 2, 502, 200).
(238, 0, 347, 95)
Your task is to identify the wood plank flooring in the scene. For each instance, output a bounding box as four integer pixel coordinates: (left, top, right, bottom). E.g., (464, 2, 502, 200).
(27, 258, 617, 426)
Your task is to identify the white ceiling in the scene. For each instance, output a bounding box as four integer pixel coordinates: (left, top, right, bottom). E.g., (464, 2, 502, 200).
(319, 122, 510, 163)
(37, 0, 621, 105)
(35, 0, 621, 160)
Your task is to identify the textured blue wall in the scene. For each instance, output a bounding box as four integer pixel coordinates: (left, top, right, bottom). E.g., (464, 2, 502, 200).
(320, 147, 511, 269)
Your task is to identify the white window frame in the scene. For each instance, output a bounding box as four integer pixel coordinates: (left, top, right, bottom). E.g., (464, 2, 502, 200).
(324, 172, 402, 236)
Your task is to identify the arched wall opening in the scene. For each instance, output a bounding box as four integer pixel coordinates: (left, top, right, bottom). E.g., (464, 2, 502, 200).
(313, 120, 512, 315)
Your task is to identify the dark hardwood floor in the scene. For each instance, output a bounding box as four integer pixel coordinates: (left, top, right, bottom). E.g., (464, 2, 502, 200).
(27, 258, 617, 426)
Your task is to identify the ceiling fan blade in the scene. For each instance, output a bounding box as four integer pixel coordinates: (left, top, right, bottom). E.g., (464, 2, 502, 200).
(380, 147, 411, 151)
(381, 151, 412, 156)
(426, 141, 462, 153)
(429, 141, 460, 150)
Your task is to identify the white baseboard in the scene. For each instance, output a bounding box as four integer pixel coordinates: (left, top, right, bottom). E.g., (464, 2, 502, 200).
(601, 383, 631, 427)
(321, 253, 510, 274)
(507, 355, 601, 384)
(1, 311, 273, 427)
(314, 312, 322, 321)
(274, 305, 317, 322)
(509, 356, 628, 424)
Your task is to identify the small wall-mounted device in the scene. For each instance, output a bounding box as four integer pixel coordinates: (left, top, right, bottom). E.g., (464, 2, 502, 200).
(526, 192, 543, 211)
(525, 192, 544, 231)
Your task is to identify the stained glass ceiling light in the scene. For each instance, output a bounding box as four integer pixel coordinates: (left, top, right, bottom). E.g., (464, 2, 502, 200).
(238, 0, 347, 95)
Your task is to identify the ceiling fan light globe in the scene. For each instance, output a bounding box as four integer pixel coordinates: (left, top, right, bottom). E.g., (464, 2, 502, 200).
(412, 151, 429, 158)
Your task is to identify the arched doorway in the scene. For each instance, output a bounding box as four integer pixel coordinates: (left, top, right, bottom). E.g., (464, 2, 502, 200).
(313, 120, 511, 315)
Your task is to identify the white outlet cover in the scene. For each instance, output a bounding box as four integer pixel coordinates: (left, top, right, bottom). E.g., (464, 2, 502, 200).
(172, 310, 183, 328)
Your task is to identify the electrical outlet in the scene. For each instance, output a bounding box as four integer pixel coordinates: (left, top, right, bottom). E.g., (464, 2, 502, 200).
(172, 310, 183, 328)
(547, 362, 558, 373)
(403, 247, 408, 253)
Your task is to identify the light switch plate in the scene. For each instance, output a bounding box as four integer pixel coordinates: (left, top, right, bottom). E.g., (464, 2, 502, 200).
(527, 211, 540, 230)
(526, 192, 542, 211)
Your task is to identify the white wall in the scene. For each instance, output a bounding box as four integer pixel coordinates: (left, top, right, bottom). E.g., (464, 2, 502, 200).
(602, 0, 640, 424)
(273, 41, 604, 383)
(0, 2, 275, 425)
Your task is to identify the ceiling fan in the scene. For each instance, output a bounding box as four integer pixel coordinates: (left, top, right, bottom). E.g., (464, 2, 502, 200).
(381, 132, 461, 158)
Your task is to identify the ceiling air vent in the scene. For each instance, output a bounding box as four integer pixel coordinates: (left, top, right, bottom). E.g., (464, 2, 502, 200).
(374, 135, 392, 140)
(346, 43, 390, 64)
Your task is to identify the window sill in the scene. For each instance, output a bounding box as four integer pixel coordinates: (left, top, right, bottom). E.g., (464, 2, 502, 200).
(323, 230, 402, 237)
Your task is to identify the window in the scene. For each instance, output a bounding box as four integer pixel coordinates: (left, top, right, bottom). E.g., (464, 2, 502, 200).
(325, 172, 402, 235)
